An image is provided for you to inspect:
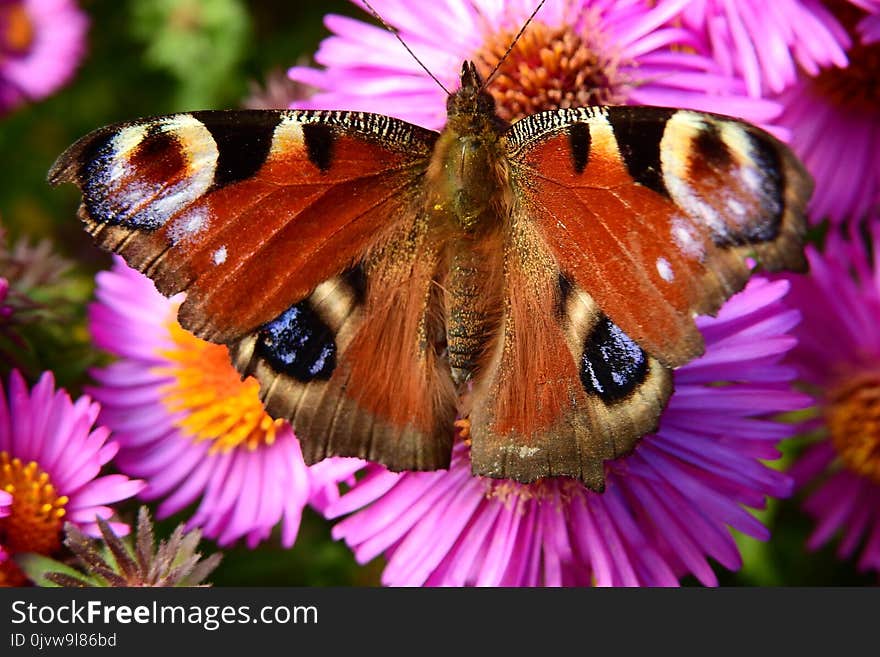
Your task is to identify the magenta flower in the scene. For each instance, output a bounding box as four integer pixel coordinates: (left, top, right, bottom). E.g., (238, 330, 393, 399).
(680, 0, 849, 97)
(775, 1, 880, 224)
(289, 0, 782, 130)
(0, 369, 143, 586)
(326, 278, 808, 586)
(785, 228, 880, 573)
(0, 0, 88, 114)
(861, 9, 880, 42)
(87, 257, 353, 549)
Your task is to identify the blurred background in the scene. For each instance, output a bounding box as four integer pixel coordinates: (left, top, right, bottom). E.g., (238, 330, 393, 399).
(0, 0, 873, 586)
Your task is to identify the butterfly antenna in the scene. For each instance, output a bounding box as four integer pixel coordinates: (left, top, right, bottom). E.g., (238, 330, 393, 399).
(481, 0, 547, 91)
(361, 0, 450, 95)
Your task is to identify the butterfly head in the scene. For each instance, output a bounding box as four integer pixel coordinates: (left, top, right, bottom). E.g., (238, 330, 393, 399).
(445, 61, 504, 132)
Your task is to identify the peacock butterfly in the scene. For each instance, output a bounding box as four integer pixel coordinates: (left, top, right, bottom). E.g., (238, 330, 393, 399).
(48, 60, 811, 491)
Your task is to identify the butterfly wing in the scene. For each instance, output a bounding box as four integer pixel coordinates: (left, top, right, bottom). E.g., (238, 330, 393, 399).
(467, 219, 673, 491)
(467, 106, 811, 489)
(505, 106, 810, 367)
(51, 110, 457, 470)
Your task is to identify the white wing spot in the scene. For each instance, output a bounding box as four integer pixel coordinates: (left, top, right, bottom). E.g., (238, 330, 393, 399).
(726, 196, 747, 220)
(671, 217, 705, 260)
(212, 245, 227, 265)
(656, 257, 674, 282)
(168, 207, 210, 244)
(740, 166, 763, 193)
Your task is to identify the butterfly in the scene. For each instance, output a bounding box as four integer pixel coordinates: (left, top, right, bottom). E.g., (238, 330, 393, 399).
(49, 61, 812, 491)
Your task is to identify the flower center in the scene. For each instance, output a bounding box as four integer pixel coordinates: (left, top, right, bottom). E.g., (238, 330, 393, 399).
(811, 2, 880, 113)
(156, 313, 285, 452)
(0, 452, 68, 586)
(0, 3, 34, 57)
(487, 475, 583, 508)
(825, 370, 880, 484)
(473, 17, 629, 123)
(813, 39, 880, 113)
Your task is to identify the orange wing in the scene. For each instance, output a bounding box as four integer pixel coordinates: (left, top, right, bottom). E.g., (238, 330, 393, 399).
(505, 106, 811, 367)
(466, 105, 811, 490)
(51, 110, 457, 471)
(467, 218, 673, 490)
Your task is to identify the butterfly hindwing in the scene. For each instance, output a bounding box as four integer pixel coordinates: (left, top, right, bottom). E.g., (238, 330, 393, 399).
(230, 223, 457, 471)
(50, 109, 457, 471)
(467, 215, 673, 490)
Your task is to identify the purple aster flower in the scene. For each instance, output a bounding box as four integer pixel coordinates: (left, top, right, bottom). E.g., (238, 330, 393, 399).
(325, 278, 808, 586)
(0, 369, 144, 586)
(87, 257, 353, 549)
(861, 8, 880, 41)
(680, 0, 849, 97)
(289, 0, 783, 130)
(776, 1, 880, 224)
(0, 0, 88, 114)
(785, 228, 880, 573)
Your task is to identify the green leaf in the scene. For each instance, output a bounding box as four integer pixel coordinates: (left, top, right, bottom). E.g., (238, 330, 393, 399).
(14, 553, 95, 588)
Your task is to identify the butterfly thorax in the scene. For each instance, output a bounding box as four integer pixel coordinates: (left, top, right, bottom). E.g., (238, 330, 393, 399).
(427, 61, 510, 232)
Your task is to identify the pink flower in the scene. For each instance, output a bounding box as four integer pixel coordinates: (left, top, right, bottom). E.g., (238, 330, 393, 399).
(680, 0, 849, 97)
(326, 279, 808, 586)
(87, 257, 355, 549)
(775, 1, 880, 224)
(785, 227, 880, 573)
(0, 0, 89, 114)
(289, 0, 782, 130)
(0, 369, 143, 586)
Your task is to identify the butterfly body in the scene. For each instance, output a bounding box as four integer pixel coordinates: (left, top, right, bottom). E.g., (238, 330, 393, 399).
(50, 62, 812, 491)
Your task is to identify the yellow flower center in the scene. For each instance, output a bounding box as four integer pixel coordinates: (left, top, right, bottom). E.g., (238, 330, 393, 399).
(487, 474, 583, 508)
(1, 3, 34, 56)
(826, 369, 880, 484)
(0, 452, 68, 586)
(155, 313, 285, 452)
(474, 16, 629, 123)
(814, 39, 880, 113)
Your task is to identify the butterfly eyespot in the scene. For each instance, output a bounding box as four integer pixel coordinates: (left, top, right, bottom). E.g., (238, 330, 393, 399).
(256, 302, 337, 382)
(580, 317, 648, 403)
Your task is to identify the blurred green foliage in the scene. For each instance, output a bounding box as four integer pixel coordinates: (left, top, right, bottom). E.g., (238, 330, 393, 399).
(130, 0, 251, 108)
(0, 0, 874, 586)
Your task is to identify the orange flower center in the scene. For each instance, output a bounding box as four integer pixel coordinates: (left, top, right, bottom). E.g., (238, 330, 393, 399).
(487, 473, 583, 508)
(474, 16, 629, 123)
(812, 2, 880, 113)
(1, 3, 34, 56)
(826, 370, 880, 484)
(0, 452, 68, 586)
(813, 39, 880, 113)
(155, 311, 285, 452)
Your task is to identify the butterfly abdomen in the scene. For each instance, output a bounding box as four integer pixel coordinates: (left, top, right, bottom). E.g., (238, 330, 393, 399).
(443, 232, 505, 387)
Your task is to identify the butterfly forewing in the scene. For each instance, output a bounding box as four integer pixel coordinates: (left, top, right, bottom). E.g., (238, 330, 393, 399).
(504, 105, 811, 367)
